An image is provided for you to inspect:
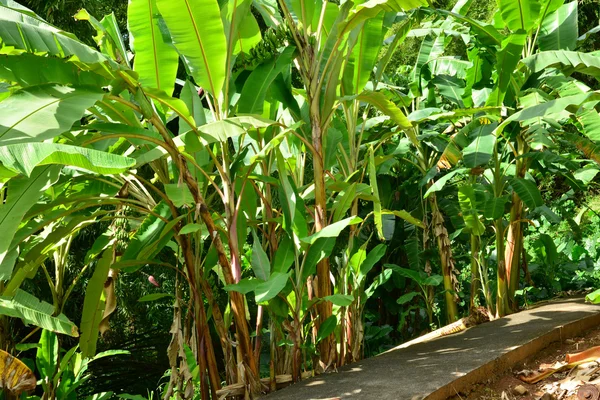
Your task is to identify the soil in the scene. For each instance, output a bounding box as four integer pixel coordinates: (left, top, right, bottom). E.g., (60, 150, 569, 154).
(450, 325, 600, 400)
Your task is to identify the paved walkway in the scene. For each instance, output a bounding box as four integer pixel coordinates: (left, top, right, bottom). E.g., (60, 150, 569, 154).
(267, 298, 600, 400)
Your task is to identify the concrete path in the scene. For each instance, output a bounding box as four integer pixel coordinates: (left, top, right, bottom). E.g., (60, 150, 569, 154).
(267, 298, 600, 400)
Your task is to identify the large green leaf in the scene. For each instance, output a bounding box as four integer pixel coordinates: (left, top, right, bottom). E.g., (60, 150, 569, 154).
(164, 184, 194, 207)
(462, 123, 496, 167)
(409, 33, 444, 96)
(332, 184, 357, 222)
(382, 210, 425, 229)
(251, 230, 270, 281)
(276, 150, 308, 238)
(252, 0, 282, 28)
(73, 9, 128, 65)
(36, 329, 58, 379)
(156, 0, 227, 98)
(437, 11, 502, 47)
(0, 289, 78, 336)
(300, 216, 362, 245)
(231, 11, 261, 55)
(397, 291, 420, 305)
(521, 51, 600, 78)
(221, 0, 259, 59)
(0, 54, 109, 88)
(360, 244, 387, 276)
(0, 85, 103, 145)
(432, 75, 466, 106)
(462, 46, 493, 107)
(369, 146, 384, 240)
(578, 24, 600, 45)
(537, 2, 577, 51)
(197, 116, 278, 143)
(122, 202, 172, 261)
(238, 47, 296, 114)
(128, 0, 179, 94)
(424, 168, 468, 198)
(0, 166, 59, 267)
(179, 80, 207, 132)
(577, 107, 600, 143)
(486, 32, 526, 107)
(303, 238, 335, 279)
(483, 193, 509, 220)
(316, 315, 336, 343)
(536, 233, 558, 264)
(342, 13, 384, 95)
(284, 0, 315, 28)
(537, 0, 566, 25)
(586, 288, 600, 304)
(458, 185, 485, 235)
(364, 268, 393, 298)
(144, 87, 196, 128)
(439, 123, 472, 168)
(0, 6, 118, 71)
(0, 143, 135, 176)
(342, 0, 428, 36)
(224, 278, 259, 295)
(100, 13, 129, 65)
(375, 15, 414, 82)
(255, 272, 290, 303)
(80, 250, 111, 358)
(509, 177, 544, 209)
(498, 0, 541, 32)
(400, 236, 420, 273)
(324, 294, 354, 306)
(272, 234, 295, 274)
(0, 248, 18, 281)
(386, 264, 425, 285)
(356, 91, 412, 129)
(498, 92, 600, 132)
(0, 0, 39, 17)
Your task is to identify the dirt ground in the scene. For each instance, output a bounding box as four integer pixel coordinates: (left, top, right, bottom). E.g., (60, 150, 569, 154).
(451, 325, 600, 400)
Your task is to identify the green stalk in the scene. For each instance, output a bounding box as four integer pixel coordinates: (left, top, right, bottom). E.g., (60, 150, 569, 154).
(505, 134, 529, 311)
(469, 233, 481, 311)
(492, 144, 509, 317)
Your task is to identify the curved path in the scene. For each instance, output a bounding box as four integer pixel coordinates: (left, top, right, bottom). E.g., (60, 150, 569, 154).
(267, 298, 600, 400)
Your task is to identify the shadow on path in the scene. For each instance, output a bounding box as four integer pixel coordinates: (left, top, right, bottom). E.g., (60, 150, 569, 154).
(266, 298, 600, 400)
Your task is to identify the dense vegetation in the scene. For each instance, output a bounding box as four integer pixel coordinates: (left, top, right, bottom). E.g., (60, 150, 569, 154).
(0, 0, 599, 398)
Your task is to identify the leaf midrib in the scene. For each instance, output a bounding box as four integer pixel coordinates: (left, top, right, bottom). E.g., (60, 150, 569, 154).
(148, 0, 162, 90)
(0, 165, 52, 229)
(183, 0, 217, 97)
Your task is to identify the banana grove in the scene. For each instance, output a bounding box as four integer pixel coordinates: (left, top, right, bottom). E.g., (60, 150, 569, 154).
(0, 0, 599, 398)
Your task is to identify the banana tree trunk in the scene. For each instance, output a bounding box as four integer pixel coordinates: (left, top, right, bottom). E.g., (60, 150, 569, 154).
(198, 276, 237, 384)
(152, 116, 259, 391)
(349, 306, 364, 362)
(184, 196, 257, 385)
(422, 213, 435, 326)
(505, 194, 524, 310)
(429, 195, 458, 322)
(311, 112, 336, 368)
(344, 200, 359, 364)
(469, 234, 480, 311)
(495, 219, 509, 317)
(505, 135, 529, 311)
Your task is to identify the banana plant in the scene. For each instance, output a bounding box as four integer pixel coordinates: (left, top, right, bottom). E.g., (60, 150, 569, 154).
(268, 0, 429, 369)
(412, 0, 600, 317)
(0, 0, 269, 396)
(1, 0, 598, 399)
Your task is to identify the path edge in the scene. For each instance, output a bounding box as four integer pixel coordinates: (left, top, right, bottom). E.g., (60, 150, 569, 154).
(425, 309, 600, 400)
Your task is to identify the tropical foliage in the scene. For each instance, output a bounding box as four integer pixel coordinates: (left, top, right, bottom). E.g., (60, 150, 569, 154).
(0, 0, 599, 398)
